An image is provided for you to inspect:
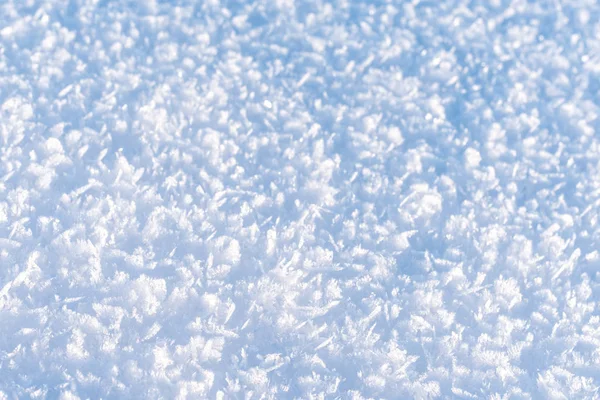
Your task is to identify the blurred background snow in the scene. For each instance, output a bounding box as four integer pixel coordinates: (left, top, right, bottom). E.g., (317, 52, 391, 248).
(1, 0, 600, 398)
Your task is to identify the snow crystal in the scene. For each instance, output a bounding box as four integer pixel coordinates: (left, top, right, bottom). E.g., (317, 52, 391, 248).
(0, 0, 599, 398)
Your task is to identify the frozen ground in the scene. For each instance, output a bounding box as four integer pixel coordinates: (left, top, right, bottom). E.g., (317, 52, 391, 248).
(0, 0, 599, 398)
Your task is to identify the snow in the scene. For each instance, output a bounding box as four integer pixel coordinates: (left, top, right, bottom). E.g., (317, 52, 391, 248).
(0, 0, 600, 398)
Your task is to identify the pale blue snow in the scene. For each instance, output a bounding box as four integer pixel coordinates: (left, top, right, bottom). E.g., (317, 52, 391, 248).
(0, 0, 599, 398)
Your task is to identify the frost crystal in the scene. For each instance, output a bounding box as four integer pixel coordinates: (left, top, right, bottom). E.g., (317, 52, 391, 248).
(0, 0, 599, 398)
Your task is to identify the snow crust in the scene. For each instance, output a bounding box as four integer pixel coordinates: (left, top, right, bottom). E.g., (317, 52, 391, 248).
(0, 0, 599, 398)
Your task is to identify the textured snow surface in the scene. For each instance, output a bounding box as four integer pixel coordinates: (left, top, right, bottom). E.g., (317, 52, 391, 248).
(1, 0, 600, 398)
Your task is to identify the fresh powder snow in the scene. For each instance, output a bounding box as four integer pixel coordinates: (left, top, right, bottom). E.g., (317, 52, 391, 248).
(0, 0, 599, 399)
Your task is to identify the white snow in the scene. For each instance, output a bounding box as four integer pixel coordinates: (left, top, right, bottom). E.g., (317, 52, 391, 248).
(0, 0, 599, 398)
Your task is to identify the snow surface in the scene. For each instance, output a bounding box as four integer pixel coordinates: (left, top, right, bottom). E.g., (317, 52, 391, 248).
(0, 0, 600, 398)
